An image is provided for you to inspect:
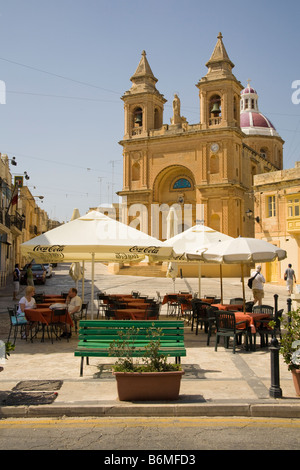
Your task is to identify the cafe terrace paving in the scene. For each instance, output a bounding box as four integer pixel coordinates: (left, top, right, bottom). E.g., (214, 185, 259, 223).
(0, 263, 299, 418)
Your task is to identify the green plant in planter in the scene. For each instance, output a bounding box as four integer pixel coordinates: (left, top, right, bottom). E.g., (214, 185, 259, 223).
(5, 342, 15, 358)
(274, 309, 300, 371)
(108, 325, 181, 372)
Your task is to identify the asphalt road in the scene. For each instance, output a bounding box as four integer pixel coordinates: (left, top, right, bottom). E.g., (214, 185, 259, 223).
(0, 416, 299, 451)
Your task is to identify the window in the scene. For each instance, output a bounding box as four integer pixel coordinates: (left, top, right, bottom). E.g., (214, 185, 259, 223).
(267, 195, 276, 217)
(287, 197, 300, 217)
(173, 178, 191, 190)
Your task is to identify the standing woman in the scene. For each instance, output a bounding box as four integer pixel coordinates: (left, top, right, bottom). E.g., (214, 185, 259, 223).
(17, 286, 36, 338)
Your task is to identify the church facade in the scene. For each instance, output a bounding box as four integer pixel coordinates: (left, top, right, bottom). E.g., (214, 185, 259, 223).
(118, 34, 284, 267)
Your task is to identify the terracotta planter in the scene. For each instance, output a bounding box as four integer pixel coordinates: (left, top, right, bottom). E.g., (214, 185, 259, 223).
(291, 369, 300, 396)
(113, 370, 185, 401)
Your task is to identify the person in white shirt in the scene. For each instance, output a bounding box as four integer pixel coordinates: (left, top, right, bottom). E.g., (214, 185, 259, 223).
(17, 285, 36, 338)
(60, 287, 82, 338)
(251, 265, 265, 306)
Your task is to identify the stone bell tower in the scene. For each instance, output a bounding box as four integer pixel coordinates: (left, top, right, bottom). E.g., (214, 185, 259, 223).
(121, 50, 166, 139)
(196, 32, 243, 129)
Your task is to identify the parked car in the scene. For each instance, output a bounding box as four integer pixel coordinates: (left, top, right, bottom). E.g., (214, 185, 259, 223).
(20, 264, 46, 285)
(43, 264, 53, 278)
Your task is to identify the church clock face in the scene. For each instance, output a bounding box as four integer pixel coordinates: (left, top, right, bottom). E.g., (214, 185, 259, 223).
(211, 143, 219, 153)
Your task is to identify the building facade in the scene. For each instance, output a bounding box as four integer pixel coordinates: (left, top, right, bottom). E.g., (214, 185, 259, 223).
(117, 33, 284, 276)
(253, 162, 300, 285)
(118, 34, 282, 238)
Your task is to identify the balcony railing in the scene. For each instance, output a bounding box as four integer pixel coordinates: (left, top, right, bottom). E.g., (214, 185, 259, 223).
(10, 212, 24, 231)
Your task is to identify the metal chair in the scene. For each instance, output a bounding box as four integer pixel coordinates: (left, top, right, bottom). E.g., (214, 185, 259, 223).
(49, 308, 69, 343)
(245, 301, 254, 312)
(97, 292, 108, 318)
(229, 298, 244, 304)
(252, 305, 274, 314)
(7, 307, 27, 345)
(191, 300, 212, 334)
(215, 311, 250, 353)
(255, 308, 283, 348)
(74, 302, 89, 334)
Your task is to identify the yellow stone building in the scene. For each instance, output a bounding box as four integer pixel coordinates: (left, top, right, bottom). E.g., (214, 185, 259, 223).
(118, 33, 284, 276)
(253, 162, 300, 285)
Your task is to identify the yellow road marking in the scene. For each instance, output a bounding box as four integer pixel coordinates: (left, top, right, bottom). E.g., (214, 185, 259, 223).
(0, 417, 299, 429)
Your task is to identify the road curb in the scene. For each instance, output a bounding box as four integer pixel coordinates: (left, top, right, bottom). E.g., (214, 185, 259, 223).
(1, 402, 300, 419)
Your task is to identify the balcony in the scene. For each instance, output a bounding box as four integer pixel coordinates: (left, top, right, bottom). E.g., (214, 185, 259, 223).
(287, 216, 300, 234)
(10, 212, 24, 233)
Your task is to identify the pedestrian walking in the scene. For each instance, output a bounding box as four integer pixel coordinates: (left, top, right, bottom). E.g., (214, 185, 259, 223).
(251, 264, 265, 306)
(12, 263, 20, 300)
(284, 263, 296, 295)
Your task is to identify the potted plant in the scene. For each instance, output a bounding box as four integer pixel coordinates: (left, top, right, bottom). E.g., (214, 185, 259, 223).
(277, 309, 300, 396)
(108, 326, 184, 401)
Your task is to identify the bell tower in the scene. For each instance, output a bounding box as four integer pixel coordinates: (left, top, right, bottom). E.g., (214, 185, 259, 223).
(121, 50, 166, 139)
(196, 33, 243, 129)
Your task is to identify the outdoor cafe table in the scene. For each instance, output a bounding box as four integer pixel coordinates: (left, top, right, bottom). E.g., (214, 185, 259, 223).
(114, 308, 149, 320)
(25, 307, 73, 329)
(37, 301, 66, 308)
(212, 303, 244, 311)
(162, 293, 192, 305)
(233, 311, 271, 334)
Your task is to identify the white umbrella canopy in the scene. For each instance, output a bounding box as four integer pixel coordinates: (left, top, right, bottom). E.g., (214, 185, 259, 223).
(21, 210, 173, 317)
(200, 237, 287, 310)
(21, 210, 173, 264)
(161, 224, 233, 261)
(201, 237, 287, 264)
(152, 224, 232, 298)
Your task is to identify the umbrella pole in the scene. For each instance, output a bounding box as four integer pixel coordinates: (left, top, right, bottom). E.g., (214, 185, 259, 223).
(241, 263, 246, 313)
(82, 260, 85, 302)
(220, 264, 223, 304)
(91, 254, 95, 319)
(198, 264, 201, 298)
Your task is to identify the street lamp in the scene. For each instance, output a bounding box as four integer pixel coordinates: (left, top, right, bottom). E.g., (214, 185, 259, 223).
(246, 209, 260, 223)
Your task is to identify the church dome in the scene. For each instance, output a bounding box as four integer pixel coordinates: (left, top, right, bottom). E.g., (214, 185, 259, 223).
(241, 86, 257, 95)
(240, 82, 279, 137)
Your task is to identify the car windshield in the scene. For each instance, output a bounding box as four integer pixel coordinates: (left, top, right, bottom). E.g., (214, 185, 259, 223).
(32, 265, 43, 271)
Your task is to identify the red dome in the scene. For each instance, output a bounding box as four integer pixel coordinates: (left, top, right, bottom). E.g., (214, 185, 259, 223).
(241, 86, 257, 95)
(240, 111, 275, 130)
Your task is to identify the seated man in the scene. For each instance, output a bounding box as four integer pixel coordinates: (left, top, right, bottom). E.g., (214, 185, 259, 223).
(61, 287, 82, 338)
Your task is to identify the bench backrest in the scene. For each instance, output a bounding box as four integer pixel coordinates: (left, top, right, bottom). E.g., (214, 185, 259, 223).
(78, 320, 184, 342)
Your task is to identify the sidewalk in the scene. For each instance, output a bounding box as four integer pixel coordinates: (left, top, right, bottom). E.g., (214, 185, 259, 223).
(0, 263, 299, 419)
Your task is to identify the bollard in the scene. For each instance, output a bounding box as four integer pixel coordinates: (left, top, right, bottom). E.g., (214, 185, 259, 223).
(274, 294, 278, 316)
(269, 337, 282, 398)
(287, 297, 292, 324)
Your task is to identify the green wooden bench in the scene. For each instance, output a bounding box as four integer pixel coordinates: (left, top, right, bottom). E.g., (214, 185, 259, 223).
(74, 320, 186, 376)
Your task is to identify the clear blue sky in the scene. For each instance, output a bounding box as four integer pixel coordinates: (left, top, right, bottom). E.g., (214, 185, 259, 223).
(0, 0, 299, 222)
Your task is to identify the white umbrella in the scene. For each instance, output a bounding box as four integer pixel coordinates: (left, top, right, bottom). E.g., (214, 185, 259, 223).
(200, 237, 287, 310)
(21, 210, 173, 317)
(152, 224, 232, 298)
